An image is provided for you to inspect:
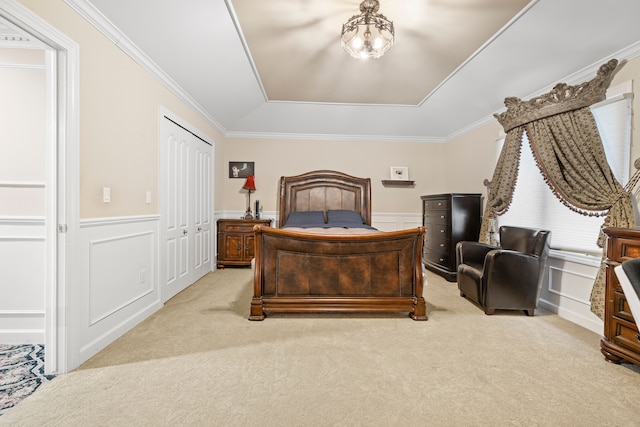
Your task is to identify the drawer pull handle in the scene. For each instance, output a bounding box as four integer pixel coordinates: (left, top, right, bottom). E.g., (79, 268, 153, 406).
(237, 244, 242, 251)
(440, 229, 445, 233)
(636, 334, 640, 343)
(440, 215, 445, 219)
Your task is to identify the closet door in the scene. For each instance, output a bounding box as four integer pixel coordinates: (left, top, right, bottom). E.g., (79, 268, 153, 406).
(192, 141, 211, 280)
(162, 117, 212, 302)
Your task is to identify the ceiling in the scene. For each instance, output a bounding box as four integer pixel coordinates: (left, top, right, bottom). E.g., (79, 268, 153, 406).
(65, 1, 640, 140)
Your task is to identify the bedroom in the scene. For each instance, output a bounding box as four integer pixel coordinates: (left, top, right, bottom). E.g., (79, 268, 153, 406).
(2, 0, 640, 379)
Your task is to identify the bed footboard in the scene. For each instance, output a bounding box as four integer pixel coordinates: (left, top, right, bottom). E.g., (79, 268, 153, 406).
(250, 225, 427, 321)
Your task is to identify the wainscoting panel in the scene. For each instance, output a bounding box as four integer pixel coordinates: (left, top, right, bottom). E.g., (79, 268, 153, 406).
(538, 251, 603, 334)
(371, 214, 422, 232)
(88, 231, 155, 325)
(79, 216, 161, 363)
(0, 217, 45, 343)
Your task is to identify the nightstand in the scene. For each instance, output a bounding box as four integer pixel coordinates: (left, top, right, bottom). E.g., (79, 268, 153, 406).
(217, 218, 272, 268)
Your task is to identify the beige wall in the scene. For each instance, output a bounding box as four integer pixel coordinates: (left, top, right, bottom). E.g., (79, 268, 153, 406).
(222, 138, 449, 214)
(19, 0, 225, 219)
(444, 121, 504, 197)
(221, 118, 503, 216)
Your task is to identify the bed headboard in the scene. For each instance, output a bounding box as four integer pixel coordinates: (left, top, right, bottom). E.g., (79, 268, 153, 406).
(278, 170, 372, 227)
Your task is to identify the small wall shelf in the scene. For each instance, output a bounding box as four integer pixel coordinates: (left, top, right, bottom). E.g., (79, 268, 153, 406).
(381, 180, 415, 187)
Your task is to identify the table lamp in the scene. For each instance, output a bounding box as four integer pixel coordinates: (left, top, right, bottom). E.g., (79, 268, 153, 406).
(242, 175, 256, 219)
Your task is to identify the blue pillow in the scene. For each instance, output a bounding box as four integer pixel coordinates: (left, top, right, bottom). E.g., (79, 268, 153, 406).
(284, 211, 326, 227)
(326, 209, 365, 225)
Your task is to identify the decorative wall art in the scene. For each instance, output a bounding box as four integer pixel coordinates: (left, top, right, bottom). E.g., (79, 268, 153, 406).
(229, 161, 255, 178)
(390, 167, 409, 180)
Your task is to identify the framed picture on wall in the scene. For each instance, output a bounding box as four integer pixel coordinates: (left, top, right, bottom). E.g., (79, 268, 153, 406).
(229, 161, 255, 178)
(390, 166, 409, 180)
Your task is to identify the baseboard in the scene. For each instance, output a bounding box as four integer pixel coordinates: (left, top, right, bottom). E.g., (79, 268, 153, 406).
(538, 298, 603, 335)
(78, 298, 162, 364)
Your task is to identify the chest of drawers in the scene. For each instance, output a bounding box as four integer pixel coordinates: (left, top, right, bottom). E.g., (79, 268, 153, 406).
(217, 218, 272, 268)
(421, 193, 482, 282)
(601, 227, 640, 367)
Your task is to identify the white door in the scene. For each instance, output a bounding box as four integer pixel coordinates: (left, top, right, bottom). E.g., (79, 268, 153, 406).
(162, 117, 212, 301)
(0, 46, 49, 346)
(193, 143, 212, 280)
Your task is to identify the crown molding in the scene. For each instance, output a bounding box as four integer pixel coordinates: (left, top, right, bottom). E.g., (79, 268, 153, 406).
(491, 40, 640, 121)
(452, 39, 640, 142)
(224, 130, 446, 144)
(64, 0, 227, 135)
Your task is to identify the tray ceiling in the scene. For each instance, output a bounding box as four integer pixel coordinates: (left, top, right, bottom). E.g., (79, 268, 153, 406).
(64, 1, 640, 140)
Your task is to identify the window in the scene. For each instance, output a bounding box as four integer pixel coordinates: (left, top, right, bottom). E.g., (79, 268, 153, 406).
(498, 92, 633, 255)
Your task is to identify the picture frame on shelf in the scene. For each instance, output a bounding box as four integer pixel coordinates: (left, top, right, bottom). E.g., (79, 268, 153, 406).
(390, 166, 409, 181)
(229, 161, 255, 178)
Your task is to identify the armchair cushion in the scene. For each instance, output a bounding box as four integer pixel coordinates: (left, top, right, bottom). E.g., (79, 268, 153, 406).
(456, 226, 551, 316)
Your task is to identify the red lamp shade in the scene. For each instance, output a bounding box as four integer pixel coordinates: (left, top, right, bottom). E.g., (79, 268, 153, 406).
(242, 175, 256, 191)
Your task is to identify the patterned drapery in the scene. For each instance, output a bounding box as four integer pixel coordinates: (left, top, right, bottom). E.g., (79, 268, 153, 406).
(479, 126, 524, 245)
(482, 59, 634, 319)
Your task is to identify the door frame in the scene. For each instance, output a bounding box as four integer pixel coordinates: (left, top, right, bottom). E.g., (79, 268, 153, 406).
(159, 107, 215, 303)
(0, 1, 80, 374)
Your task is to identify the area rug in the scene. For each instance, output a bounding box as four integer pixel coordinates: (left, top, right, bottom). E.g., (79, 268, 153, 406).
(0, 344, 54, 416)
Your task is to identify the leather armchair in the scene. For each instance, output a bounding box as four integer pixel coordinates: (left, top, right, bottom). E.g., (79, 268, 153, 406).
(456, 226, 551, 316)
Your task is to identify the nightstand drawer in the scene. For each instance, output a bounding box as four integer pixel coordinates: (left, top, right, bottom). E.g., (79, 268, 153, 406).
(614, 291, 635, 323)
(222, 223, 255, 233)
(611, 317, 640, 354)
(608, 236, 640, 262)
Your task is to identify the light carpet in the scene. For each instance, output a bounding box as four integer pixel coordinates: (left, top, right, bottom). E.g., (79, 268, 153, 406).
(1, 269, 639, 426)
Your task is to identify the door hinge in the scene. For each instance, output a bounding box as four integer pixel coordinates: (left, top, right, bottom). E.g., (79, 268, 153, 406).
(58, 224, 68, 233)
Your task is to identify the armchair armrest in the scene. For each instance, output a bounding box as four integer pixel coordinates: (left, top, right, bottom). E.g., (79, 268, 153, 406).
(456, 241, 498, 267)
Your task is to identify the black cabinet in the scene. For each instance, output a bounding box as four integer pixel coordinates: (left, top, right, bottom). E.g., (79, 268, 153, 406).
(421, 194, 482, 282)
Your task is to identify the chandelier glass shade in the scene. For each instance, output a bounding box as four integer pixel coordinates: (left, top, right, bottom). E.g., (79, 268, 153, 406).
(341, 0, 394, 59)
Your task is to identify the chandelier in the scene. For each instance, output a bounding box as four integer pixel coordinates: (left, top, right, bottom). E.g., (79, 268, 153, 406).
(341, 0, 394, 59)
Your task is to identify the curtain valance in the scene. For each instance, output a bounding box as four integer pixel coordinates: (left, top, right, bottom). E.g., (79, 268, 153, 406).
(494, 59, 618, 132)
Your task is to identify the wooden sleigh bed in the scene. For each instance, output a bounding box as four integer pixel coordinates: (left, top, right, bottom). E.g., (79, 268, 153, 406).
(249, 170, 427, 321)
